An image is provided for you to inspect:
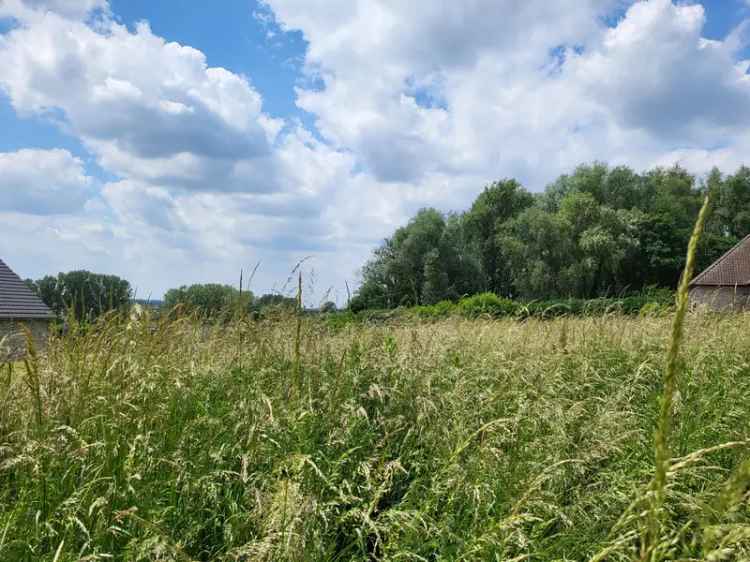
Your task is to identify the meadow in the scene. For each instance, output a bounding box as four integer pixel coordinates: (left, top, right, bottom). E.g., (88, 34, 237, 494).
(2, 308, 750, 561)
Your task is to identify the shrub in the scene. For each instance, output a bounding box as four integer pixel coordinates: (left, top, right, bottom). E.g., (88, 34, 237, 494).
(457, 292, 516, 317)
(413, 299, 455, 319)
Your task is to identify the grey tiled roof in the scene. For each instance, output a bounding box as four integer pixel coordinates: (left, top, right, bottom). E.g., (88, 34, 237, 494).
(0, 259, 55, 319)
(691, 234, 750, 286)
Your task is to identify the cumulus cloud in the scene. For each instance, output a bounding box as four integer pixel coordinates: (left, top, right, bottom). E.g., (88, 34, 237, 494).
(0, 148, 92, 214)
(569, 0, 750, 141)
(0, 0, 108, 21)
(0, 11, 280, 192)
(265, 0, 624, 184)
(102, 180, 182, 232)
(267, 0, 750, 188)
(3, 0, 750, 299)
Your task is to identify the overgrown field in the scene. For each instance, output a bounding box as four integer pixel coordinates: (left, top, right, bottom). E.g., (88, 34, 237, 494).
(2, 312, 750, 561)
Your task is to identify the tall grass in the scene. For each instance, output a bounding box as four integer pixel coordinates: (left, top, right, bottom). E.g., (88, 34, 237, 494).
(1, 306, 750, 560)
(644, 192, 711, 561)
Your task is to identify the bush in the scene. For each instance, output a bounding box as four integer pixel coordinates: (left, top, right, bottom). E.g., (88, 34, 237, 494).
(457, 292, 516, 317)
(346, 290, 676, 322)
(320, 301, 337, 313)
(413, 300, 455, 319)
(639, 301, 672, 317)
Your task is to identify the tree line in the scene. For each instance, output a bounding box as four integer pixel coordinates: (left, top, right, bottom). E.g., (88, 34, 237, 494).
(26, 271, 132, 320)
(351, 163, 748, 311)
(26, 273, 305, 321)
(163, 284, 300, 316)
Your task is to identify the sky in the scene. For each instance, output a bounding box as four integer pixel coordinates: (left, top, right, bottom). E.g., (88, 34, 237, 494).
(1, 0, 750, 303)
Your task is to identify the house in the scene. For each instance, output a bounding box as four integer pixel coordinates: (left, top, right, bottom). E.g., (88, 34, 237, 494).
(690, 234, 750, 311)
(0, 259, 55, 361)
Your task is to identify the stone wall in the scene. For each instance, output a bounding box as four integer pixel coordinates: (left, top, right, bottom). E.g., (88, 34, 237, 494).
(0, 319, 51, 362)
(689, 285, 750, 311)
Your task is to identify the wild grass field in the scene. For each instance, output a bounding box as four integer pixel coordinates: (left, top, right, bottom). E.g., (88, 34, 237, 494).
(2, 308, 750, 562)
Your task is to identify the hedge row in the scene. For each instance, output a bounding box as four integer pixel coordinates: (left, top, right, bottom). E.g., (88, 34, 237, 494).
(415, 290, 675, 319)
(326, 289, 675, 327)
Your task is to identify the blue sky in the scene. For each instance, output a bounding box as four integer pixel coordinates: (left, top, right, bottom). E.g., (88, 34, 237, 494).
(109, 0, 308, 119)
(1, 0, 750, 300)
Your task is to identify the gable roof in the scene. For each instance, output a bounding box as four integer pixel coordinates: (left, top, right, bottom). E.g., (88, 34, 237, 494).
(691, 234, 750, 287)
(0, 259, 55, 319)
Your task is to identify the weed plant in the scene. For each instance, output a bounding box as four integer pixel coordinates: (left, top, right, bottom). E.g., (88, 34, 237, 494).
(1, 305, 750, 560)
(341, 288, 676, 325)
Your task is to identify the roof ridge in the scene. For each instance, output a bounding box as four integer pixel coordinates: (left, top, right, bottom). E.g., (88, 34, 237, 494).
(0, 258, 55, 319)
(690, 233, 750, 286)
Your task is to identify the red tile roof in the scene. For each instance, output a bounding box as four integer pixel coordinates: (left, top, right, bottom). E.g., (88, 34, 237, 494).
(691, 234, 750, 286)
(0, 259, 55, 319)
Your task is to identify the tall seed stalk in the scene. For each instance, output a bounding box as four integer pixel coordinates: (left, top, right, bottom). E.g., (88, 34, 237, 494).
(238, 268, 244, 370)
(645, 191, 712, 560)
(294, 270, 303, 395)
(21, 324, 49, 519)
(21, 325, 43, 433)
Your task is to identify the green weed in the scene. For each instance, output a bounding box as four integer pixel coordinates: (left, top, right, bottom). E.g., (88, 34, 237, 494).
(1, 307, 750, 560)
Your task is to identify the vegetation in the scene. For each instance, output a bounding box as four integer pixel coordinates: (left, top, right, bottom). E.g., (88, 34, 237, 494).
(1, 305, 750, 560)
(25, 270, 131, 320)
(346, 288, 674, 320)
(352, 163, 745, 309)
(5, 163, 749, 560)
(320, 301, 337, 313)
(24, 276, 300, 320)
(251, 293, 297, 314)
(163, 284, 301, 317)
(163, 284, 253, 316)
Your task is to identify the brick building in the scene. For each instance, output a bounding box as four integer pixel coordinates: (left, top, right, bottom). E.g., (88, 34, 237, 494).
(690, 234, 750, 311)
(0, 259, 55, 361)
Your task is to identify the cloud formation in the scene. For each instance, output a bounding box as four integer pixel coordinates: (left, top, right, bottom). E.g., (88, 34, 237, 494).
(570, 0, 750, 140)
(0, 0, 108, 21)
(0, 148, 92, 214)
(2, 0, 750, 299)
(267, 0, 750, 186)
(0, 7, 280, 192)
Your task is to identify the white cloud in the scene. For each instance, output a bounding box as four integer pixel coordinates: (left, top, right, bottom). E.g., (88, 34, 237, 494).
(264, 0, 750, 189)
(265, 0, 626, 184)
(0, 11, 280, 192)
(0, 0, 108, 21)
(0, 148, 92, 214)
(3, 0, 750, 300)
(569, 0, 750, 141)
(102, 180, 182, 232)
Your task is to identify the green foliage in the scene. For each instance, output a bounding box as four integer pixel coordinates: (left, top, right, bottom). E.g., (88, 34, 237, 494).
(365, 289, 676, 322)
(355, 208, 484, 310)
(463, 179, 534, 294)
(320, 301, 337, 313)
(252, 293, 297, 314)
(647, 186, 712, 559)
(4, 311, 750, 560)
(160, 285, 300, 320)
(412, 299, 455, 318)
(353, 162, 747, 310)
(457, 292, 516, 317)
(27, 270, 132, 320)
(639, 301, 671, 318)
(164, 283, 252, 316)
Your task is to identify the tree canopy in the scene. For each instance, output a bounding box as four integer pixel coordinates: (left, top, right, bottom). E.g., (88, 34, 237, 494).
(163, 284, 298, 316)
(164, 284, 253, 316)
(27, 270, 132, 320)
(352, 163, 749, 310)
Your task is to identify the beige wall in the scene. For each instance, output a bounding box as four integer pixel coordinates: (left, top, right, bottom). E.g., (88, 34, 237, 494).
(0, 319, 51, 361)
(689, 285, 750, 311)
